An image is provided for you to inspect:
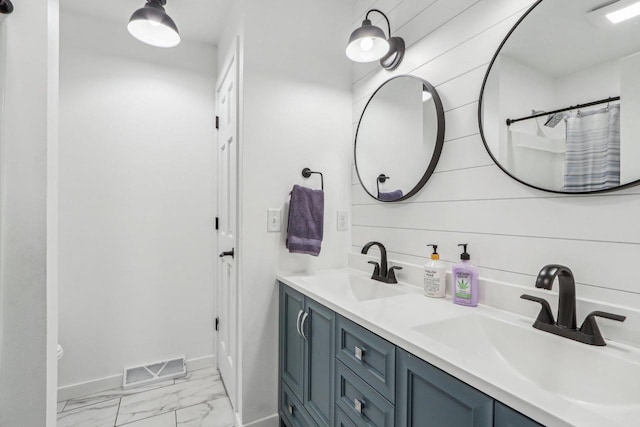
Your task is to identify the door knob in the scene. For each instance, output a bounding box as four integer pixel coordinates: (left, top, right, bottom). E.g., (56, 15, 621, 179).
(219, 248, 235, 258)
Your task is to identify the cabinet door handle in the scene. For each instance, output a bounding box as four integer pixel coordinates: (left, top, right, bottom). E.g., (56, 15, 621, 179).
(219, 248, 234, 258)
(354, 346, 365, 361)
(296, 310, 304, 337)
(300, 312, 309, 341)
(288, 404, 294, 415)
(354, 398, 364, 414)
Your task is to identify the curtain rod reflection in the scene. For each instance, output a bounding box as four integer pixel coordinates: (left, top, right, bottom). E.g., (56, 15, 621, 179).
(505, 96, 620, 126)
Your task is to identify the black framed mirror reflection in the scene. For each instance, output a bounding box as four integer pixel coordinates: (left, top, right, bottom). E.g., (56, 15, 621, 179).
(479, 0, 640, 194)
(355, 75, 445, 202)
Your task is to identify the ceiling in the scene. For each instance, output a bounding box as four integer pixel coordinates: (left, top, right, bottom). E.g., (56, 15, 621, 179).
(61, 0, 232, 45)
(502, 0, 640, 77)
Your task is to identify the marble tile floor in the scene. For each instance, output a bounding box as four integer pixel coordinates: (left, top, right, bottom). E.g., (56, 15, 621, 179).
(57, 367, 235, 427)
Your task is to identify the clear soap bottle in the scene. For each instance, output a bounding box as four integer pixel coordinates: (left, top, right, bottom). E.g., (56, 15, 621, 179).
(452, 243, 479, 307)
(424, 244, 446, 298)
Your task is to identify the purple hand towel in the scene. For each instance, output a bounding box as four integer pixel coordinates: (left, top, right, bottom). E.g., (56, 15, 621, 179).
(286, 184, 324, 256)
(379, 189, 403, 201)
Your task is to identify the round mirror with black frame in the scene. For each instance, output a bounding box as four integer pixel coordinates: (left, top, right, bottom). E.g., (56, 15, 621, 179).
(479, 0, 640, 194)
(355, 75, 445, 202)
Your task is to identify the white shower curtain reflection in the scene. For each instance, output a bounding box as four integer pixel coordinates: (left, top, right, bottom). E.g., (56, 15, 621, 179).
(563, 104, 620, 192)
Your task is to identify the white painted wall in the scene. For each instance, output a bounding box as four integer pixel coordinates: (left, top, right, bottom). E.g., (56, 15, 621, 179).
(216, 0, 353, 425)
(0, 0, 59, 425)
(350, 0, 640, 316)
(555, 60, 619, 109)
(57, 12, 217, 390)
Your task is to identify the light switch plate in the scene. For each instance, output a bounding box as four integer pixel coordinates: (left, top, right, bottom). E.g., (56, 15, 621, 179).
(267, 209, 281, 232)
(337, 210, 349, 231)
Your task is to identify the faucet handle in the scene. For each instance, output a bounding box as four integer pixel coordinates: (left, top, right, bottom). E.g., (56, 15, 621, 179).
(579, 311, 626, 346)
(386, 266, 402, 284)
(367, 261, 380, 277)
(521, 294, 555, 325)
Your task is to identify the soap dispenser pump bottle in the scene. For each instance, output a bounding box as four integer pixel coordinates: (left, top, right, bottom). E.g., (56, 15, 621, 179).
(452, 243, 479, 307)
(424, 244, 446, 298)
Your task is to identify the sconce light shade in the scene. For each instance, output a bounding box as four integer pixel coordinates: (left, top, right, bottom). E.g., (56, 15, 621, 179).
(0, 0, 14, 15)
(345, 10, 405, 70)
(345, 19, 390, 63)
(128, 0, 180, 48)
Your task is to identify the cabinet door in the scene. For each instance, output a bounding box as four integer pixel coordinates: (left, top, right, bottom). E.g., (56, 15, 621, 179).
(494, 402, 543, 427)
(396, 349, 493, 427)
(280, 284, 306, 401)
(303, 298, 335, 427)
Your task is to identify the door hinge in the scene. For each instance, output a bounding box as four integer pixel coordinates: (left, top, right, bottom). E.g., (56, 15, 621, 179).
(215, 116, 219, 130)
(215, 217, 219, 230)
(215, 317, 219, 331)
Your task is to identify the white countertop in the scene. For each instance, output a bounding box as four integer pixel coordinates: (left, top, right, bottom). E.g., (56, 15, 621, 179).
(277, 268, 640, 427)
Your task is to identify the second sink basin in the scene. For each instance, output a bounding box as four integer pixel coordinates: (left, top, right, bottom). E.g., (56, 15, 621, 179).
(413, 314, 640, 406)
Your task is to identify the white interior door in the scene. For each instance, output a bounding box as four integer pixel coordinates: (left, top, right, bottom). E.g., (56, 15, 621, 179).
(216, 52, 238, 409)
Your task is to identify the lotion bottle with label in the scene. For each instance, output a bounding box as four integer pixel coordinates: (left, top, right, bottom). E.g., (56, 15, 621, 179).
(424, 244, 446, 298)
(452, 243, 479, 307)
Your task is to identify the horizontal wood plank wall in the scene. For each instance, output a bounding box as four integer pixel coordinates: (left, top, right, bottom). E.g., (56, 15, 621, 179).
(349, 0, 640, 308)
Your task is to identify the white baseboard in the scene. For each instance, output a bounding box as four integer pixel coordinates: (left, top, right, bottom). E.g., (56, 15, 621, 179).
(57, 355, 216, 402)
(185, 355, 216, 372)
(236, 412, 279, 427)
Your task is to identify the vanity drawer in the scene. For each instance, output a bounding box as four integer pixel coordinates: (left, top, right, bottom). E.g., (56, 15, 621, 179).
(281, 382, 317, 427)
(335, 406, 358, 427)
(335, 315, 395, 402)
(335, 360, 394, 427)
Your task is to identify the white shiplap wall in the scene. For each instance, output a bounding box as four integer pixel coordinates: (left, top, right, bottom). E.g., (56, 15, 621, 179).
(349, 0, 640, 310)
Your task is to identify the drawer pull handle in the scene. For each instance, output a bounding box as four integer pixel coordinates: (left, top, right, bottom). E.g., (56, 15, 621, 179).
(354, 398, 364, 414)
(288, 404, 294, 415)
(354, 346, 365, 361)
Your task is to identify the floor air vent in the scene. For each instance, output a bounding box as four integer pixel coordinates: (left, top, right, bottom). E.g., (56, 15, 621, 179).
(123, 356, 186, 388)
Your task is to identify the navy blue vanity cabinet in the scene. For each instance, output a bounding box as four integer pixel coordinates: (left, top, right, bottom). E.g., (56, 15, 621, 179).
(280, 283, 334, 427)
(396, 348, 494, 427)
(280, 283, 547, 427)
(494, 402, 543, 427)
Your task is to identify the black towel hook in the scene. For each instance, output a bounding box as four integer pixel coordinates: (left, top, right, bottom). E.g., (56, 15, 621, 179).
(377, 174, 389, 197)
(302, 168, 324, 190)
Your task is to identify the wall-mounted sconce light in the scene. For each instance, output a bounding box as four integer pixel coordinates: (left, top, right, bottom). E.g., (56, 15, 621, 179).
(128, 0, 180, 48)
(0, 0, 14, 18)
(345, 9, 405, 71)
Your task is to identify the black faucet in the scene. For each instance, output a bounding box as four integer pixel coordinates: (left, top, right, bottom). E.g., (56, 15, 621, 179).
(361, 241, 402, 284)
(521, 264, 625, 346)
(535, 264, 577, 329)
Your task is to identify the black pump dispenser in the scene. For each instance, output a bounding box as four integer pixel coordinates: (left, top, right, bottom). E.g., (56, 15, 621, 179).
(427, 244, 438, 255)
(458, 243, 470, 261)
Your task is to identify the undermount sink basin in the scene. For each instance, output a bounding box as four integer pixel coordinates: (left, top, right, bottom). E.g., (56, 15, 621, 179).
(343, 274, 407, 302)
(295, 272, 407, 302)
(413, 314, 640, 406)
